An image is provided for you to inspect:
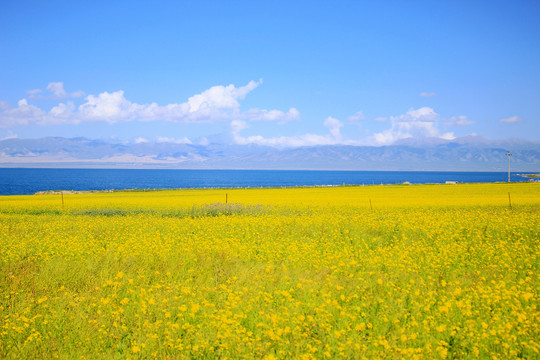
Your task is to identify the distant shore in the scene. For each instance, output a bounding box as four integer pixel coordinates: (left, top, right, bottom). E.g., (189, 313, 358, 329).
(519, 173, 540, 178)
(34, 190, 114, 195)
(32, 180, 539, 196)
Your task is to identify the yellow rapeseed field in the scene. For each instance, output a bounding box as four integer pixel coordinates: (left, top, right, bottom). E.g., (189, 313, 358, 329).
(0, 183, 538, 359)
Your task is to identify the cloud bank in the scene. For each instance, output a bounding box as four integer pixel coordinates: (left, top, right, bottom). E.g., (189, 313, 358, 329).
(369, 107, 456, 145)
(0, 81, 517, 148)
(499, 115, 524, 124)
(0, 80, 299, 127)
(231, 116, 346, 148)
(229, 107, 460, 148)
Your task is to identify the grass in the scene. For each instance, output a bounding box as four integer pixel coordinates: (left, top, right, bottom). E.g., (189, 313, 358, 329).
(0, 183, 538, 359)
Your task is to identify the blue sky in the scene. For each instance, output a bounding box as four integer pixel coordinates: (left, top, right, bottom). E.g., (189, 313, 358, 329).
(1, 0, 539, 147)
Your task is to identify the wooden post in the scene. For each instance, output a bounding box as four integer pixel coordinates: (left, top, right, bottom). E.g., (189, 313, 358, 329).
(226, 193, 228, 204)
(508, 192, 512, 210)
(369, 199, 373, 211)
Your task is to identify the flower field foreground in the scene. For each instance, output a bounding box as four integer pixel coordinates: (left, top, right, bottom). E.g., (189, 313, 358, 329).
(0, 183, 538, 359)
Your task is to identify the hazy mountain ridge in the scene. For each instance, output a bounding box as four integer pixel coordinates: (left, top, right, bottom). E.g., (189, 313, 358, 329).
(1, 137, 539, 171)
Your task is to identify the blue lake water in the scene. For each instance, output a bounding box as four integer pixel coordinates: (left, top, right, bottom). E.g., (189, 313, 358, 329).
(0, 168, 535, 195)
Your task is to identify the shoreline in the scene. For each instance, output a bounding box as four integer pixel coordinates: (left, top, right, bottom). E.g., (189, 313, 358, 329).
(31, 181, 538, 196)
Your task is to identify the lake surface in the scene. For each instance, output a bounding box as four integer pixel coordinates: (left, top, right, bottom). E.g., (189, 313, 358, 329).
(0, 168, 535, 195)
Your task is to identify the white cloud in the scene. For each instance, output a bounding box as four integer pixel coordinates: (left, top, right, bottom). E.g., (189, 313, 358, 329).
(230, 119, 249, 133)
(233, 133, 344, 148)
(232, 117, 349, 148)
(323, 116, 343, 138)
(26, 82, 84, 100)
(420, 92, 436, 97)
(27, 89, 43, 97)
(134, 137, 149, 144)
(395, 121, 439, 136)
(0, 80, 297, 127)
(1, 83, 476, 148)
(187, 80, 260, 112)
(499, 115, 523, 123)
(372, 130, 401, 145)
(48, 102, 76, 123)
(401, 107, 439, 122)
(242, 107, 299, 123)
(70, 90, 85, 98)
(231, 106, 468, 148)
(347, 111, 365, 124)
(444, 115, 474, 126)
(157, 137, 192, 144)
(0, 99, 46, 127)
(47, 82, 68, 99)
(370, 107, 447, 145)
(79, 91, 144, 123)
(440, 132, 456, 140)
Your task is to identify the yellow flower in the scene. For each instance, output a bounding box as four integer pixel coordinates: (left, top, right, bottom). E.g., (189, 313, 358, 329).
(438, 305, 449, 314)
(355, 323, 366, 331)
(436, 346, 448, 359)
(120, 297, 129, 305)
(436, 324, 447, 332)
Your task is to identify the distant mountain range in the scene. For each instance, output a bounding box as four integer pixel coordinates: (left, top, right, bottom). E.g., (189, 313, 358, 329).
(1, 136, 539, 171)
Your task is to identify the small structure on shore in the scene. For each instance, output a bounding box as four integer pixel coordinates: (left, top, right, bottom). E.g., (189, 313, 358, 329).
(445, 181, 458, 185)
